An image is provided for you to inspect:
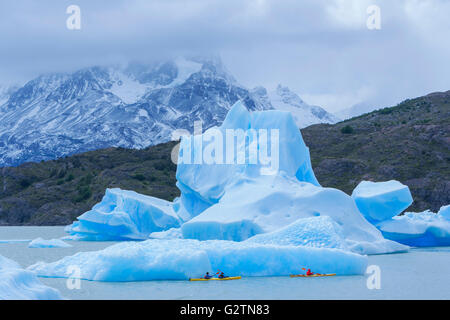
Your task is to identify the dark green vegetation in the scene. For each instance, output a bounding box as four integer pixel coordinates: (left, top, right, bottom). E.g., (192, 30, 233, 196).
(0, 91, 448, 225)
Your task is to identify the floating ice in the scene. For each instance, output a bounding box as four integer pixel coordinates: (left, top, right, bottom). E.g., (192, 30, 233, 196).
(65, 188, 181, 240)
(28, 239, 367, 281)
(245, 216, 349, 250)
(181, 174, 407, 254)
(28, 238, 72, 248)
(376, 206, 450, 247)
(351, 180, 413, 223)
(0, 254, 62, 300)
(65, 102, 407, 255)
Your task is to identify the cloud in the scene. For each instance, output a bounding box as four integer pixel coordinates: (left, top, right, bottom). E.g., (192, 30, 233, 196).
(0, 0, 449, 112)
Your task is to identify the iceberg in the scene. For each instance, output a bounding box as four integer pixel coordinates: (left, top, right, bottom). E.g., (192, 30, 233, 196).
(181, 174, 406, 254)
(175, 102, 406, 254)
(0, 255, 62, 300)
(376, 207, 450, 247)
(65, 188, 181, 240)
(351, 180, 413, 223)
(28, 238, 72, 248)
(65, 101, 407, 255)
(174, 102, 320, 222)
(352, 182, 450, 247)
(149, 227, 183, 240)
(28, 239, 368, 281)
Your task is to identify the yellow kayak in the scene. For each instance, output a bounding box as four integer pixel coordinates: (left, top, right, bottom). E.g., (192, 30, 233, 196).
(290, 273, 336, 278)
(189, 276, 242, 281)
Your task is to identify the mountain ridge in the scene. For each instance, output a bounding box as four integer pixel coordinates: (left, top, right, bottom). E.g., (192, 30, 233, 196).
(0, 57, 338, 167)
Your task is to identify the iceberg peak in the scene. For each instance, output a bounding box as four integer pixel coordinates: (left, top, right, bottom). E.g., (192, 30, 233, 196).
(221, 101, 251, 130)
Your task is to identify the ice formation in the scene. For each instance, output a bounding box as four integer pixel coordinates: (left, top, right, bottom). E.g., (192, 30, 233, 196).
(149, 228, 183, 240)
(0, 255, 62, 300)
(439, 205, 450, 220)
(351, 180, 413, 223)
(28, 238, 72, 248)
(65, 188, 181, 240)
(174, 102, 320, 221)
(65, 101, 410, 255)
(245, 216, 349, 250)
(181, 174, 406, 254)
(28, 239, 368, 281)
(352, 183, 450, 247)
(376, 206, 450, 247)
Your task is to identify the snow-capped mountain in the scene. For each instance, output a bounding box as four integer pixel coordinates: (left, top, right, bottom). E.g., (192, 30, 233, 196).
(252, 85, 340, 128)
(0, 57, 337, 167)
(0, 57, 271, 166)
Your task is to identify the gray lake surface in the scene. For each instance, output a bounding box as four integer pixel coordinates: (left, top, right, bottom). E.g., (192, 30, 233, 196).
(0, 226, 449, 300)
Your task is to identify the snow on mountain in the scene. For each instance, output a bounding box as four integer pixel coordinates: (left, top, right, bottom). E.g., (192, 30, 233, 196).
(106, 57, 204, 104)
(0, 84, 20, 107)
(0, 58, 337, 167)
(252, 85, 340, 128)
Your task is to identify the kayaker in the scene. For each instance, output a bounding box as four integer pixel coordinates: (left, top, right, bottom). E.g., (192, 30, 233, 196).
(306, 269, 314, 276)
(218, 272, 227, 279)
(204, 272, 212, 279)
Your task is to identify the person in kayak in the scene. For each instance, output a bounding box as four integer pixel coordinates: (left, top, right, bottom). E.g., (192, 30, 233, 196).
(218, 272, 227, 279)
(204, 272, 212, 279)
(306, 269, 314, 276)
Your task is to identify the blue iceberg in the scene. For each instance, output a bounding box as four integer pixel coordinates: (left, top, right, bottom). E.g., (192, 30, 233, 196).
(65, 188, 181, 240)
(181, 174, 406, 254)
(28, 239, 368, 281)
(351, 182, 450, 247)
(29, 101, 430, 283)
(0, 254, 62, 300)
(65, 101, 409, 255)
(376, 206, 450, 247)
(352, 180, 413, 224)
(174, 102, 320, 221)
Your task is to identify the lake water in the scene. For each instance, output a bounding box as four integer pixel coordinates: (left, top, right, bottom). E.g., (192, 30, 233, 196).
(0, 226, 449, 300)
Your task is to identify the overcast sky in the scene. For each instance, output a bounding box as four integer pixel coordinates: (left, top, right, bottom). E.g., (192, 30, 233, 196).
(1, 0, 449, 113)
